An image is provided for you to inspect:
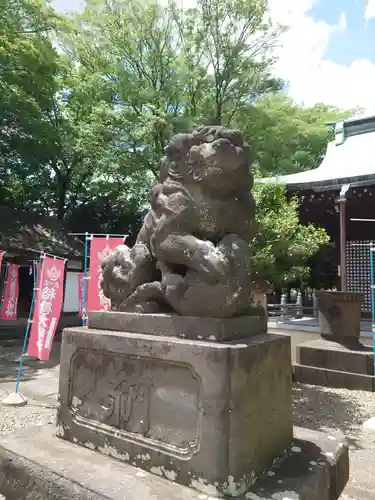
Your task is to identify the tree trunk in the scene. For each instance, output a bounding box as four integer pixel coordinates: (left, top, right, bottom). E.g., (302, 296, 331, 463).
(56, 173, 69, 220)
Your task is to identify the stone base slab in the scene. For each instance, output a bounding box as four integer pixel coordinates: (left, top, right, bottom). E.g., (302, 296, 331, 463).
(295, 339, 375, 391)
(88, 309, 267, 341)
(0, 424, 349, 500)
(57, 327, 292, 497)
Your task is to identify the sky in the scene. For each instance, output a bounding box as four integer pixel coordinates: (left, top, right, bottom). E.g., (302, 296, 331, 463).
(269, 0, 375, 114)
(52, 0, 375, 115)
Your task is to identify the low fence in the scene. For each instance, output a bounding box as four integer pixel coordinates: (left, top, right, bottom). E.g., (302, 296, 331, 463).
(266, 292, 318, 320)
(267, 303, 317, 319)
(266, 292, 371, 324)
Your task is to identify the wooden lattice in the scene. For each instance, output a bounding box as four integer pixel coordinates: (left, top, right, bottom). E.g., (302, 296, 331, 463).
(346, 240, 374, 311)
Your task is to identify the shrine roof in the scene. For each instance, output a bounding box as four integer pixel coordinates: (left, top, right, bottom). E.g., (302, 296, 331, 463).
(260, 115, 375, 191)
(0, 207, 83, 259)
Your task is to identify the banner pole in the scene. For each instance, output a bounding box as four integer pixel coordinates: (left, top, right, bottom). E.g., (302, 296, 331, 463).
(25, 249, 67, 261)
(82, 233, 89, 327)
(68, 233, 129, 238)
(2, 257, 42, 407)
(15, 259, 40, 392)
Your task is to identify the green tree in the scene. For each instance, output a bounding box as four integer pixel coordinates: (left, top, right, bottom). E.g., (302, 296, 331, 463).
(251, 179, 329, 288)
(59, 0, 185, 179)
(0, 0, 335, 288)
(40, 62, 131, 219)
(2, 54, 132, 218)
(238, 93, 353, 176)
(306, 242, 337, 290)
(58, 0, 284, 178)
(173, 0, 283, 125)
(0, 0, 58, 204)
(0, 0, 150, 220)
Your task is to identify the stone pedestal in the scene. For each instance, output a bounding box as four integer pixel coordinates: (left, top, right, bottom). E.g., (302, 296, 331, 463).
(316, 290, 365, 341)
(57, 312, 292, 497)
(294, 291, 375, 391)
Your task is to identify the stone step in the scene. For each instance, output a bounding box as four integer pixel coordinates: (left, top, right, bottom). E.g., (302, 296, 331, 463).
(297, 339, 374, 375)
(294, 363, 375, 391)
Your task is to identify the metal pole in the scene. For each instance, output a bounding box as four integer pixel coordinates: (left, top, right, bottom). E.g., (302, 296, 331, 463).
(15, 257, 41, 393)
(82, 233, 90, 327)
(68, 233, 129, 238)
(25, 249, 67, 261)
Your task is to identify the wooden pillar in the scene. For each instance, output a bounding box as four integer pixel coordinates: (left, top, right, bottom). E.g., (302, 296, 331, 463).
(338, 199, 347, 291)
(336, 184, 351, 292)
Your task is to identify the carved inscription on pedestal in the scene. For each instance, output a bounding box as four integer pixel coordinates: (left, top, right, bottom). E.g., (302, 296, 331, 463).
(68, 349, 202, 458)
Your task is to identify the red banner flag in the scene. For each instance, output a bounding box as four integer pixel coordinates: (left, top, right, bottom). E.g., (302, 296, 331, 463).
(87, 237, 125, 313)
(0, 264, 19, 320)
(27, 256, 66, 360)
(78, 272, 84, 318)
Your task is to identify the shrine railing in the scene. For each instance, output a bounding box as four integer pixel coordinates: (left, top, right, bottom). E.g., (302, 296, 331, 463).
(266, 303, 317, 319)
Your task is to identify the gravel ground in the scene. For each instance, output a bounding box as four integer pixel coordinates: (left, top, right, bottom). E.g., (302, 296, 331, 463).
(0, 343, 58, 437)
(295, 382, 375, 499)
(0, 389, 55, 437)
(293, 382, 375, 444)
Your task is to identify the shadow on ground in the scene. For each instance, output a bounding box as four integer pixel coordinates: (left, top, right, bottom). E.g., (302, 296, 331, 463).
(293, 382, 371, 450)
(0, 340, 61, 383)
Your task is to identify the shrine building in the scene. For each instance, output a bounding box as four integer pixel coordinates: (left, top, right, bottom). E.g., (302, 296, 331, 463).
(261, 114, 375, 313)
(0, 206, 83, 334)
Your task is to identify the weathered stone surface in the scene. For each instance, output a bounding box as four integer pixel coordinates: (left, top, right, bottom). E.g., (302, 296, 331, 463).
(88, 310, 267, 341)
(101, 126, 257, 318)
(316, 291, 364, 340)
(0, 424, 348, 500)
(57, 326, 292, 497)
(295, 338, 375, 391)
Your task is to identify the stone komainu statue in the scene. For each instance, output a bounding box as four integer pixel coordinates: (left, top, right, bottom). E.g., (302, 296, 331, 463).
(101, 126, 256, 318)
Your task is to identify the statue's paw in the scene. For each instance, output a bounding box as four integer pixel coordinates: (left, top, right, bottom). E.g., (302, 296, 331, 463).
(119, 300, 167, 314)
(199, 254, 227, 283)
(135, 301, 166, 314)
